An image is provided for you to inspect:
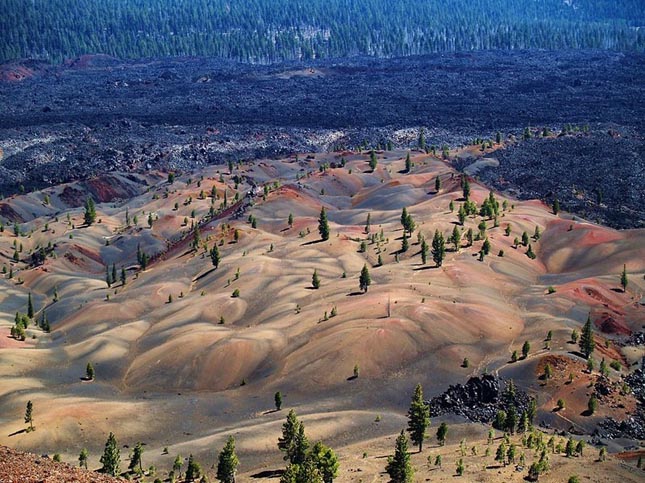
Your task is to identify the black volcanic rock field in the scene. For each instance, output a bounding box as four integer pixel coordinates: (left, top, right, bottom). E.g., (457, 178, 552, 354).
(0, 50, 644, 229)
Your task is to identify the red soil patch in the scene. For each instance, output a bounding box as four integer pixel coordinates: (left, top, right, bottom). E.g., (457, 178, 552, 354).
(84, 175, 146, 203)
(0, 65, 35, 82)
(615, 449, 645, 461)
(564, 281, 625, 313)
(0, 445, 125, 482)
(59, 186, 86, 207)
(535, 354, 572, 376)
(596, 313, 632, 336)
(0, 202, 23, 222)
(0, 328, 24, 349)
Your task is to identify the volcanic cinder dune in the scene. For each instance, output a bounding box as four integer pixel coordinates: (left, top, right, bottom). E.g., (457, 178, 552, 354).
(0, 148, 643, 481)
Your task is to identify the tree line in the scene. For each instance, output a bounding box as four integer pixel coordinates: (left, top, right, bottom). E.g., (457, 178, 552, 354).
(1, 0, 644, 63)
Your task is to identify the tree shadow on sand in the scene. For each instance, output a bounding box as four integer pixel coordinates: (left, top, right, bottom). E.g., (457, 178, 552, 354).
(251, 469, 284, 479)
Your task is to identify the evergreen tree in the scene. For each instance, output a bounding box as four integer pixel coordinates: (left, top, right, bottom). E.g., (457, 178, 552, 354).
(173, 455, 183, 477)
(312, 270, 321, 289)
(318, 207, 330, 241)
(418, 128, 426, 151)
(522, 341, 530, 359)
(308, 441, 339, 483)
(436, 422, 448, 446)
(451, 226, 461, 251)
(431, 230, 446, 267)
(579, 315, 595, 358)
(420, 238, 428, 264)
(24, 400, 34, 431)
(482, 237, 491, 255)
(401, 233, 409, 253)
(210, 245, 221, 268)
(359, 264, 371, 293)
(84, 197, 97, 225)
(27, 292, 34, 319)
(192, 227, 201, 250)
(435, 176, 441, 192)
(216, 436, 239, 483)
(106, 264, 112, 287)
(552, 198, 560, 215)
(274, 391, 283, 411)
(620, 264, 628, 292)
(291, 423, 309, 465)
(86, 361, 95, 380)
(281, 460, 323, 483)
(385, 430, 414, 483)
(79, 448, 89, 469)
(369, 150, 378, 171)
(278, 410, 301, 462)
(458, 204, 466, 225)
(185, 454, 202, 481)
(288, 213, 294, 228)
(407, 383, 430, 452)
(405, 152, 412, 173)
(462, 177, 471, 201)
(100, 432, 121, 476)
(129, 442, 144, 473)
(120, 267, 126, 286)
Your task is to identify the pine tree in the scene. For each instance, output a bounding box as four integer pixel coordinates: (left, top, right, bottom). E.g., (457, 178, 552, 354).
(210, 245, 221, 268)
(579, 315, 595, 359)
(312, 270, 321, 289)
(385, 430, 414, 482)
(308, 441, 339, 483)
(620, 264, 628, 292)
(359, 264, 371, 293)
(462, 177, 471, 201)
(369, 150, 378, 171)
(100, 432, 121, 476)
(431, 230, 445, 267)
(24, 400, 34, 431)
(192, 227, 201, 250)
(418, 128, 426, 151)
(451, 226, 461, 251)
(435, 176, 441, 192)
(120, 267, 126, 286)
(79, 448, 89, 469)
(437, 422, 448, 446)
(458, 204, 466, 225)
(318, 207, 330, 241)
(185, 454, 201, 481)
(292, 423, 309, 465)
(27, 292, 34, 319)
(288, 213, 294, 228)
(420, 239, 428, 264)
(522, 341, 530, 359)
(84, 197, 97, 225)
(274, 391, 283, 411)
(129, 442, 144, 473)
(216, 436, 239, 483)
(278, 410, 301, 462)
(401, 233, 409, 252)
(552, 198, 560, 215)
(407, 383, 430, 452)
(86, 361, 95, 380)
(405, 152, 412, 173)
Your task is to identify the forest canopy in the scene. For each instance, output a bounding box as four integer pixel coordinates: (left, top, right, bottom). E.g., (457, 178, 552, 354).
(1, 0, 644, 63)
